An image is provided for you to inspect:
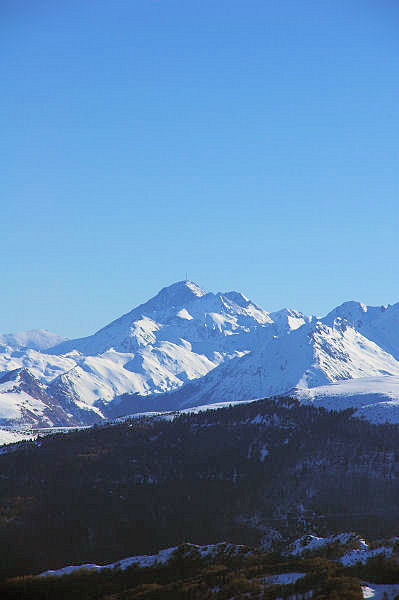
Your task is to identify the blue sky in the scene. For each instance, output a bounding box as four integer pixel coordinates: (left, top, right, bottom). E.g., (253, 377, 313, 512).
(1, 0, 398, 337)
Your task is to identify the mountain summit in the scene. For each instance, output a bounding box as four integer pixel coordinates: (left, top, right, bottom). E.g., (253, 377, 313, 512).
(29, 281, 274, 418)
(48, 280, 272, 356)
(0, 329, 66, 352)
(1, 282, 399, 430)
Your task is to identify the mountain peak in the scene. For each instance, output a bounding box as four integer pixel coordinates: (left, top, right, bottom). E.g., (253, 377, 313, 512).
(0, 329, 66, 351)
(142, 280, 206, 313)
(322, 300, 388, 329)
(163, 280, 206, 299)
(269, 307, 311, 332)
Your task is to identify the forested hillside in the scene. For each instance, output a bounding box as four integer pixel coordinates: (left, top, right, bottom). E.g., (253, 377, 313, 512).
(1, 542, 366, 600)
(2, 398, 399, 581)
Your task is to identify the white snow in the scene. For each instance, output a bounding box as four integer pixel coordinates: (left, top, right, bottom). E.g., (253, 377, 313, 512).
(4, 282, 399, 427)
(0, 329, 66, 351)
(294, 376, 399, 423)
(0, 373, 48, 424)
(177, 308, 193, 320)
(0, 390, 46, 419)
(40, 546, 178, 577)
(31, 282, 274, 414)
(174, 320, 399, 412)
(323, 301, 399, 361)
(288, 534, 393, 566)
(0, 347, 76, 383)
(362, 583, 399, 599)
(340, 544, 392, 566)
(270, 308, 312, 333)
(0, 428, 36, 446)
(39, 542, 249, 577)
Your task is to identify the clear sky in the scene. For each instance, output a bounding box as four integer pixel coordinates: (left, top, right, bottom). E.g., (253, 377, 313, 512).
(1, 0, 398, 338)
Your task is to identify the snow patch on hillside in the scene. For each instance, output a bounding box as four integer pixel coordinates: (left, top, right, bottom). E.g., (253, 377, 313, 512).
(341, 544, 392, 566)
(288, 533, 393, 566)
(0, 429, 36, 446)
(289, 533, 356, 556)
(39, 542, 250, 577)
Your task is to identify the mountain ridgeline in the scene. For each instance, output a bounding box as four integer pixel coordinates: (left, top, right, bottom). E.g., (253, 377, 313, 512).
(2, 281, 399, 431)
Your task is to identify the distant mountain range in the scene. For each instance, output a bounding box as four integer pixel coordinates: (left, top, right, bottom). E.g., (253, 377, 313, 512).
(2, 280, 399, 431)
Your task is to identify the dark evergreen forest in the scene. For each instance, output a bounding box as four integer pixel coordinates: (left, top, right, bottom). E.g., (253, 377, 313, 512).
(1, 543, 366, 600)
(1, 397, 399, 584)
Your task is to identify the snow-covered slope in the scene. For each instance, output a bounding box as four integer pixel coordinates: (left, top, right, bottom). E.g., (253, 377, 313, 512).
(269, 308, 313, 333)
(0, 345, 76, 383)
(323, 301, 399, 360)
(39, 542, 250, 577)
(0, 329, 66, 351)
(2, 282, 399, 426)
(0, 282, 276, 425)
(288, 533, 394, 566)
(322, 301, 386, 330)
(0, 428, 36, 446)
(148, 319, 399, 412)
(0, 282, 279, 423)
(48, 281, 273, 356)
(0, 368, 84, 428)
(294, 376, 399, 423)
(42, 281, 277, 407)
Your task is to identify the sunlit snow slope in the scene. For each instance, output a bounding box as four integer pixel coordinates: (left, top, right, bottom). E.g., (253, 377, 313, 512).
(144, 319, 399, 419)
(1, 281, 399, 428)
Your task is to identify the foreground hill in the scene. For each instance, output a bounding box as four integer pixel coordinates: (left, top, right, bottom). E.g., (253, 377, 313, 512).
(1, 538, 372, 599)
(2, 399, 399, 580)
(10, 532, 399, 599)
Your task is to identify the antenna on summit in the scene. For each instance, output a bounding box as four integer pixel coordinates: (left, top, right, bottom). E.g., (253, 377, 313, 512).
(185, 272, 188, 281)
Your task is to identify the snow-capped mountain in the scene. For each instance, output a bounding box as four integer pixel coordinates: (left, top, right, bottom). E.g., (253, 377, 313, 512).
(0, 329, 66, 351)
(43, 281, 276, 408)
(134, 318, 399, 416)
(0, 281, 278, 427)
(48, 281, 272, 356)
(322, 301, 399, 360)
(1, 281, 399, 430)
